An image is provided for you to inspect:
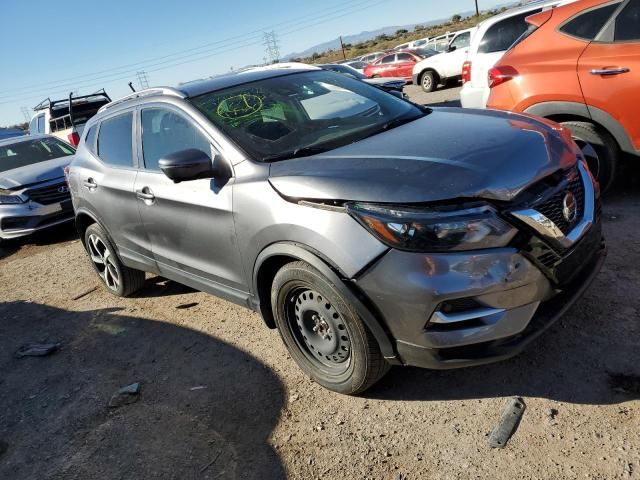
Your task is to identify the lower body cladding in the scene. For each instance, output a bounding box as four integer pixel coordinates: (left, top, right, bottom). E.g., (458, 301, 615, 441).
(355, 223, 606, 369)
(0, 199, 74, 240)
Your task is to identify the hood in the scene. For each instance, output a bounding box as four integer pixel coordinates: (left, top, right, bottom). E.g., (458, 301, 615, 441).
(269, 108, 578, 204)
(364, 77, 406, 87)
(0, 156, 71, 190)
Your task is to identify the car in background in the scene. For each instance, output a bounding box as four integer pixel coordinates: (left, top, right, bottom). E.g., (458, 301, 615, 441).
(412, 27, 477, 91)
(0, 135, 75, 240)
(29, 90, 111, 147)
(357, 51, 386, 64)
(424, 32, 456, 52)
(343, 60, 367, 74)
(460, 0, 574, 109)
(0, 127, 26, 140)
(69, 68, 605, 395)
(320, 63, 407, 96)
(486, 0, 639, 191)
(363, 49, 436, 81)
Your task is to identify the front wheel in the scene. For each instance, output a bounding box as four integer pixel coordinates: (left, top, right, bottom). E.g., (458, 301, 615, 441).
(420, 71, 436, 92)
(271, 261, 389, 395)
(561, 121, 619, 192)
(84, 223, 145, 297)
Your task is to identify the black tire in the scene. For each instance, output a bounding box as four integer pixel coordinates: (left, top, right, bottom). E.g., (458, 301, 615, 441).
(561, 121, 619, 192)
(271, 261, 389, 395)
(83, 223, 145, 297)
(420, 71, 436, 92)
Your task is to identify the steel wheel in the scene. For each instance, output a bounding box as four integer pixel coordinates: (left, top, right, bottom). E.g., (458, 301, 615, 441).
(286, 287, 351, 374)
(87, 233, 120, 291)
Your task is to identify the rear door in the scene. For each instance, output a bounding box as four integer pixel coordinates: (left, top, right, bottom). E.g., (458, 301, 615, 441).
(578, 0, 640, 150)
(377, 54, 398, 77)
(133, 104, 247, 299)
(395, 53, 417, 79)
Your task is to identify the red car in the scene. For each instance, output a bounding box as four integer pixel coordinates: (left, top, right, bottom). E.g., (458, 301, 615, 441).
(363, 50, 425, 81)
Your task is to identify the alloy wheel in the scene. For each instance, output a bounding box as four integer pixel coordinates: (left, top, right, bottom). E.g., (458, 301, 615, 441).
(286, 288, 351, 374)
(87, 234, 120, 291)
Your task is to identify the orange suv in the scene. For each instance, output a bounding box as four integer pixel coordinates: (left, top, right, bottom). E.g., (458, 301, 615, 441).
(487, 0, 640, 190)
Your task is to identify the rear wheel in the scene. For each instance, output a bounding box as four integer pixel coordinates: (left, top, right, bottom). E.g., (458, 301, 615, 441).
(271, 261, 389, 395)
(84, 223, 145, 297)
(420, 71, 436, 92)
(561, 121, 619, 192)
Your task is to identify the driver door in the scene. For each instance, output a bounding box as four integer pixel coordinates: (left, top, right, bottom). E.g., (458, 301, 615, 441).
(443, 31, 472, 78)
(133, 104, 247, 300)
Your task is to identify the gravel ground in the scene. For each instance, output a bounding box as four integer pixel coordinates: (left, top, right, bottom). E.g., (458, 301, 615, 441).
(1, 90, 639, 479)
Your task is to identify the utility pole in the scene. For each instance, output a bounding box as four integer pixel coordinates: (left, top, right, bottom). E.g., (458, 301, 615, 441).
(20, 106, 31, 123)
(339, 36, 347, 60)
(475, 0, 480, 16)
(136, 70, 150, 90)
(263, 31, 280, 64)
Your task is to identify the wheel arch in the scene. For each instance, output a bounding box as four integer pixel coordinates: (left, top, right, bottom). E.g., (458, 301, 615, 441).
(252, 242, 398, 362)
(418, 68, 440, 84)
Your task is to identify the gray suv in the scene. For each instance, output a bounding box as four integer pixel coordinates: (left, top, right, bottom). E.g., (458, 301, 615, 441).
(68, 68, 606, 394)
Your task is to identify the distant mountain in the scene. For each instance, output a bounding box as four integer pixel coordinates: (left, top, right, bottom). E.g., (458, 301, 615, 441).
(282, 2, 519, 60)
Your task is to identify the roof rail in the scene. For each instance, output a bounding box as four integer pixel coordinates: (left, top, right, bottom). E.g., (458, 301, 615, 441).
(98, 87, 186, 113)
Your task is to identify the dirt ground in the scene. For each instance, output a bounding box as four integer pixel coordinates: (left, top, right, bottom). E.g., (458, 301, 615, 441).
(1, 100, 639, 479)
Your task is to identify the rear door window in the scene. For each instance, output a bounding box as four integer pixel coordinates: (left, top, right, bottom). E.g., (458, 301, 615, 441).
(380, 55, 396, 64)
(97, 112, 134, 168)
(140, 108, 210, 171)
(479, 9, 542, 53)
(36, 114, 45, 134)
(560, 3, 620, 40)
(84, 125, 98, 154)
(614, 0, 640, 41)
(396, 53, 414, 62)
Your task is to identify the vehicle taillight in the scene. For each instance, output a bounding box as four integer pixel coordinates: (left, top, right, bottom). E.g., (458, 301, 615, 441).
(63, 165, 71, 186)
(462, 61, 471, 83)
(67, 131, 80, 147)
(488, 66, 519, 88)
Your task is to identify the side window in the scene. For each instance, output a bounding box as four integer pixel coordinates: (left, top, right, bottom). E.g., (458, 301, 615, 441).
(84, 125, 98, 154)
(559, 3, 620, 40)
(97, 112, 134, 168)
(615, 0, 640, 41)
(450, 32, 471, 50)
(37, 114, 45, 134)
(396, 53, 413, 62)
(380, 55, 396, 64)
(141, 108, 210, 171)
(479, 9, 542, 54)
(29, 117, 38, 134)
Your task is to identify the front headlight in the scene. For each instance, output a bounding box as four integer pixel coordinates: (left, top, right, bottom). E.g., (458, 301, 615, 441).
(0, 190, 25, 205)
(346, 202, 517, 252)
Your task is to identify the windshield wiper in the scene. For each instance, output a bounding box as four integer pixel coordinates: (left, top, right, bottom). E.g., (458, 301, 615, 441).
(262, 145, 330, 162)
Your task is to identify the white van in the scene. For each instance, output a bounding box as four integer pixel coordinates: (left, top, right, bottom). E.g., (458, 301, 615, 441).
(460, 0, 576, 108)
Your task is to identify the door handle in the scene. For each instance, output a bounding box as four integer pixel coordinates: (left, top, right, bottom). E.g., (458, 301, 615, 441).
(590, 67, 630, 76)
(83, 178, 97, 190)
(136, 188, 155, 201)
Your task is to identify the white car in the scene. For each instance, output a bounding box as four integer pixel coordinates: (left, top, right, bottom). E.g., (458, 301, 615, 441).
(411, 27, 477, 92)
(460, 0, 576, 109)
(29, 90, 111, 147)
(423, 32, 456, 52)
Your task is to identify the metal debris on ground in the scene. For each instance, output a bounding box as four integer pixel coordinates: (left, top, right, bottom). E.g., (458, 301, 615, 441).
(15, 343, 61, 358)
(488, 397, 526, 449)
(190, 385, 207, 391)
(71, 286, 98, 300)
(108, 382, 141, 408)
(176, 302, 198, 309)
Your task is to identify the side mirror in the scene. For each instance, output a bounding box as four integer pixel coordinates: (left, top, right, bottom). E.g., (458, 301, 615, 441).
(448, 45, 457, 52)
(158, 148, 216, 183)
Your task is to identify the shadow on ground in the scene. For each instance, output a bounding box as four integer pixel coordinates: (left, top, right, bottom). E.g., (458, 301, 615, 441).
(367, 160, 640, 404)
(0, 223, 77, 261)
(0, 301, 286, 480)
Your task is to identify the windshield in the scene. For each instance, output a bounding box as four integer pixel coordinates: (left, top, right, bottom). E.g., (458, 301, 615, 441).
(0, 137, 75, 173)
(189, 70, 426, 162)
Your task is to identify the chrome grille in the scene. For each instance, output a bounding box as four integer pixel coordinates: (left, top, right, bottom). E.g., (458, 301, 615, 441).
(25, 181, 70, 205)
(534, 167, 584, 234)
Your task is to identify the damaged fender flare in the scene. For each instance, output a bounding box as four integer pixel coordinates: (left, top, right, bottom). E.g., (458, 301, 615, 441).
(252, 242, 399, 363)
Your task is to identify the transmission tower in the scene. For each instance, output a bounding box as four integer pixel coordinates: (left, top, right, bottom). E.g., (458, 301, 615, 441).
(136, 71, 150, 90)
(263, 31, 280, 64)
(20, 106, 31, 123)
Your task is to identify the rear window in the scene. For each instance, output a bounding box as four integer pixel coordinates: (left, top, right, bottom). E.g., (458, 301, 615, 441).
(97, 113, 134, 168)
(0, 137, 75, 173)
(478, 9, 542, 54)
(559, 3, 620, 40)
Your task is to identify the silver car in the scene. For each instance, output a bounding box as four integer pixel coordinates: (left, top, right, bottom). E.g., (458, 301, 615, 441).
(0, 134, 75, 241)
(68, 68, 605, 394)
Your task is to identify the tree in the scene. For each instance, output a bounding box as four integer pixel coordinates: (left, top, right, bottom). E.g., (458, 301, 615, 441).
(395, 28, 408, 35)
(452, 14, 462, 22)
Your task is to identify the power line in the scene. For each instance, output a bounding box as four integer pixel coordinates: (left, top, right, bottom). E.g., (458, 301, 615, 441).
(136, 71, 150, 90)
(263, 31, 281, 63)
(0, 0, 391, 107)
(20, 107, 30, 123)
(0, 0, 370, 98)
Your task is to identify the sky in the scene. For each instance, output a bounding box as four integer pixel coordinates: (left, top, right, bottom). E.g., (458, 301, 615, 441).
(0, 0, 498, 125)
